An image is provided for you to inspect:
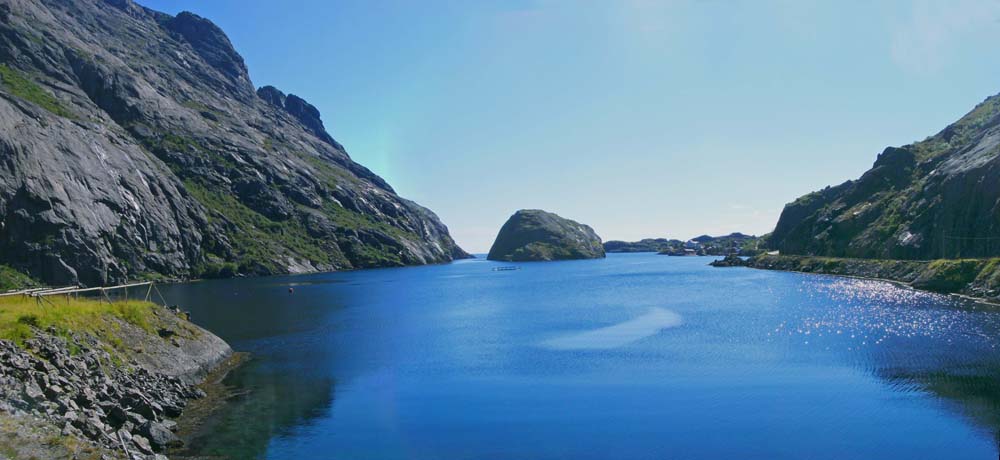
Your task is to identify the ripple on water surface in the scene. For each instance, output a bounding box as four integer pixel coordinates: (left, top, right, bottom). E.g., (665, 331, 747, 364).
(773, 277, 1000, 371)
(160, 254, 1000, 460)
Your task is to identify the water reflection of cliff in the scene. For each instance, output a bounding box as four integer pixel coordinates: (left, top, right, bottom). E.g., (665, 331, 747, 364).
(176, 358, 336, 459)
(793, 278, 1000, 449)
(159, 273, 395, 459)
(880, 366, 1000, 446)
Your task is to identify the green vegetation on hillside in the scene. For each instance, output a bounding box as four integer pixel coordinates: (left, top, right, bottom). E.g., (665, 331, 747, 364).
(604, 233, 762, 256)
(488, 209, 605, 262)
(0, 65, 74, 118)
(768, 92, 1000, 261)
(0, 266, 39, 291)
(913, 259, 985, 292)
(294, 151, 363, 187)
(746, 254, 1000, 300)
(184, 180, 348, 274)
(604, 238, 680, 253)
(912, 95, 1000, 161)
(180, 99, 224, 122)
(511, 241, 584, 261)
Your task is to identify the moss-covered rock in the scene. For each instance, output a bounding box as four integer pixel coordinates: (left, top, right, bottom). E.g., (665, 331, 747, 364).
(487, 210, 605, 262)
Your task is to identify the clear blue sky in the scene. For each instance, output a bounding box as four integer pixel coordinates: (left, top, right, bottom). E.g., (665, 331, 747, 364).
(142, 0, 1000, 253)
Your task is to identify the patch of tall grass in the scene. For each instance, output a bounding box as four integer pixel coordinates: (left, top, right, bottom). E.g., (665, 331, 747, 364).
(0, 295, 155, 344)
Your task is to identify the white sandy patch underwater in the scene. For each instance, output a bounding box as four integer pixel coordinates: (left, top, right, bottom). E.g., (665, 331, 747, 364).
(542, 307, 683, 350)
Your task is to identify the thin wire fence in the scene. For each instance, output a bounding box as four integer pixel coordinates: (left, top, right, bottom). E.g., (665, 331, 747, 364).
(0, 281, 174, 310)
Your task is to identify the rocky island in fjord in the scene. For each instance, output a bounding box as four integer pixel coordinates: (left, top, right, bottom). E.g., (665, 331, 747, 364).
(487, 209, 605, 262)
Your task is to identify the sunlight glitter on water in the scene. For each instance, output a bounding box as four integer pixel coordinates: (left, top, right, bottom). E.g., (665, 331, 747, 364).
(773, 278, 1000, 352)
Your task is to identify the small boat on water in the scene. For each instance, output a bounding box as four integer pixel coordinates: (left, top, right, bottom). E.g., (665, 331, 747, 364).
(492, 266, 520, 271)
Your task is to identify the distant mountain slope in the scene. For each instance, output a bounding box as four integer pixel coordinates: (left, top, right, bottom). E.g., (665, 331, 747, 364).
(691, 232, 754, 244)
(769, 93, 1000, 259)
(0, 0, 467, 285)
(605, 233, 761, 255)
(603, 238, 681, 253)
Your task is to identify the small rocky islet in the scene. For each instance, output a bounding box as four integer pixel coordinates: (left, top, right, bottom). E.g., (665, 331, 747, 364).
(487, 210, 605, 262)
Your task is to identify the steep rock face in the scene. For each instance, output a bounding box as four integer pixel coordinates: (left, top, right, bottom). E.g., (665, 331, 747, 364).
(256, 85, 344, 151)
(487, 209, 605, 261)
(162, 11, 252, 97)
(0, 0, 467, 286)
(769, 94, 1000, 259)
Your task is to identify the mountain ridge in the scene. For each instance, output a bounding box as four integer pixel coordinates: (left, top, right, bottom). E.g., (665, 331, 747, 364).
(768, 92, 1000, 259)
(0, 0, 468, 286)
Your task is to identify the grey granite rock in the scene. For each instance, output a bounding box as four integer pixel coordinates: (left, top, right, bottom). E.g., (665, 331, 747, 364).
(488, 209, 605, 262)
(769, 95, 1000, 259)
(0, 0, 468, 286)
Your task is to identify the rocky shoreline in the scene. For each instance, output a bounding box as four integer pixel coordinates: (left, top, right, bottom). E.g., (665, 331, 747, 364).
(718, 254, 1000, 303)
(0, 305, 232, 459)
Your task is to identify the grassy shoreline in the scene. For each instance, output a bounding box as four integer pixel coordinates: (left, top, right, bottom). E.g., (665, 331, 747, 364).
(0, 293, 234, 458)
(0, 295, 156, 345)
(745, 254, 1000, 302)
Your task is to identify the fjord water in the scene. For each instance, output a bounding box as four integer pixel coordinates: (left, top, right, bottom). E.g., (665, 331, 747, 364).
(161, 254, 1000, 459)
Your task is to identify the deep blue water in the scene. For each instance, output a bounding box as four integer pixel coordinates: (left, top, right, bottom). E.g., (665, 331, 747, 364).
(160, 253, 1000, 459)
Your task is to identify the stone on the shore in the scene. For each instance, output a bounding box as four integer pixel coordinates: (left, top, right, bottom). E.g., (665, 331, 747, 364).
(133, 434, 154, 454)
(23, 382, 44, 403)
(140, 420, 183, 450)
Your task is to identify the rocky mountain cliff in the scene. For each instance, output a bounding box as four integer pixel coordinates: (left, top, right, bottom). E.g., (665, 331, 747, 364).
(487, 209, 605, 262)
(768, 93, 1000, 259)
(0, 0, 467, 286)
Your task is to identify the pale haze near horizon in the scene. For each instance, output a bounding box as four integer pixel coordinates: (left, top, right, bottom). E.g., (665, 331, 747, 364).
(142, 0, 1000, 253)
